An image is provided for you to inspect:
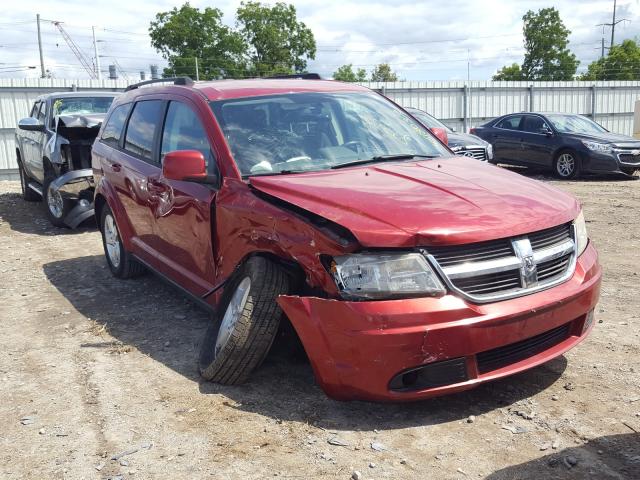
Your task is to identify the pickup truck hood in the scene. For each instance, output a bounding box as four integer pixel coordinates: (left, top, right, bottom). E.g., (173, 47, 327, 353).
(250, 157, 580, 247)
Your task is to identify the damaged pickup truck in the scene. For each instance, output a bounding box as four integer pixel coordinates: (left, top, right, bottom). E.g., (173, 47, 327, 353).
(15, 92, 117, 227)
(94, 77, 601, 402)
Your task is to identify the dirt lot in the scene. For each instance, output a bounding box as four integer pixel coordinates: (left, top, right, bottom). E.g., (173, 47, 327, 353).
(0, 172, 639, 480)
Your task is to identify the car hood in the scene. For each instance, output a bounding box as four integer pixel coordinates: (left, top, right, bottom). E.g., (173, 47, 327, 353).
(249, 157, 580, 247)
(567, 131, 640, 148)
(447, 132, 488, 148)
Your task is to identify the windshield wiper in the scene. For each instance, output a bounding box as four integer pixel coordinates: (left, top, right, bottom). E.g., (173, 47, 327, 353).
(330, 154, 437, 170)
(244, 169, 309, 178)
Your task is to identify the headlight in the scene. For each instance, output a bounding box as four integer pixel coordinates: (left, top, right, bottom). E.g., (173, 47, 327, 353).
(574, 210, 588, 256)
(487, 143, 494, 160)
(581, 140, 612, 154)
(331, 253, 446, 299)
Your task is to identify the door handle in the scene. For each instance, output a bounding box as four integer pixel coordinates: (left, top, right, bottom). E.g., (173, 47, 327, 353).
(147, 178, 168, 194)
(110, 163, 122, 172)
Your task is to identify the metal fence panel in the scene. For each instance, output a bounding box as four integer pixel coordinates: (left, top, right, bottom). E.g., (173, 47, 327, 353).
(1, 78, 639, 178)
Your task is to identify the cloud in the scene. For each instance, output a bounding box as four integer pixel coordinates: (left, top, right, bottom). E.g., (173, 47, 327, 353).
(0, 0, 638, 80)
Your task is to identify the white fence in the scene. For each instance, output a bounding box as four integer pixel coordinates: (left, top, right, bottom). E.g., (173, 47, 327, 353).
(1, 78, 640, 179)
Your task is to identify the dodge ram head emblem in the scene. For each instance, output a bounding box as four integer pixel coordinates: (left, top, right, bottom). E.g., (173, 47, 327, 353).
(512, 238, 539, 288)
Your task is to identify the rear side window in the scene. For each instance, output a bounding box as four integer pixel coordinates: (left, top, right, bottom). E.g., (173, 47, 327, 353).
(124, 100, 163, 162)
(161, 101, 214, 169)
(101, 104, 130, 147)
(497, 115, 522, 130)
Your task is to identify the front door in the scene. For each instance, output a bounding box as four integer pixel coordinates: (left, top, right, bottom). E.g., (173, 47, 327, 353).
(147, 99, 218, 296)
(518, 115, 556, 167)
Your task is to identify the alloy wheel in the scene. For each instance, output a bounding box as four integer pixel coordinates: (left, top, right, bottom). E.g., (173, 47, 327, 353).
(46, 184, 64, 218)
(556, 153, 575, 178)
(104, 214, 121, 268)
(215, 277, 252, 356)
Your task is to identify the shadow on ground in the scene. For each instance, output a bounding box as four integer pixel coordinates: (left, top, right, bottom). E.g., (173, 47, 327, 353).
(44, 254, 569, 432)
(486, 433, 640, 480)
(0, 191, 95, 235)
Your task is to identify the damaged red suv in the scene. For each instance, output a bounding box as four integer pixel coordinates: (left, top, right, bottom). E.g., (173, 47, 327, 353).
(93, 76, 601, 402)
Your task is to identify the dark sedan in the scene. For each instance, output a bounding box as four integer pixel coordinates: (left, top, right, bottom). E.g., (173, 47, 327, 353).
(472, 112, 640, 178)
(405, 107, 493, 162)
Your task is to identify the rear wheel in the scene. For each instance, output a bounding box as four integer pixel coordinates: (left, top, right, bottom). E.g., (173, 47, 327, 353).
(17, 158, 40, 202)
(199, 257, 289, 385)
(554, 150, 580, 179)
(99, 205, 145, 279)
(43, 175, 72, 228)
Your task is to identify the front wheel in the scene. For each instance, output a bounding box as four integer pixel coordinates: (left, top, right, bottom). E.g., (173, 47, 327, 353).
(43, 176, 72, 227)
(199, 257, 289, 385)
(554, 151, 580, 179)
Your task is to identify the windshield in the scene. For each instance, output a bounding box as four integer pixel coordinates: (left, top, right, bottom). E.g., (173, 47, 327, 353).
(210, 92, 450, 176)
(546, 114, 607, 135)
(407, 108, 452, 132)
(52, 96, 115, 118)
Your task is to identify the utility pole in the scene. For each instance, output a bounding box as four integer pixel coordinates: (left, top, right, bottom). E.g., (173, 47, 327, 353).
(92, 26, 101, 80)
(597, 0, 629, 50)
(601, 38, 605, 59)
(195, 57, 199, 81)
(36, 14, 45, 78)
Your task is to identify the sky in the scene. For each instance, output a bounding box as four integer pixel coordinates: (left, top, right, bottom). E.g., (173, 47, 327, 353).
(0, 0, 638, 81)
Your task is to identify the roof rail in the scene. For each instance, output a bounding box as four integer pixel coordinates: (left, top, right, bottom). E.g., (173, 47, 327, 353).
(125, 77, 194, 92)
(265, 73, 322, 80)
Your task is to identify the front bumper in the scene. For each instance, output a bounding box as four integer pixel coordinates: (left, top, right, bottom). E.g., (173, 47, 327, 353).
(278, 243, 601, 402)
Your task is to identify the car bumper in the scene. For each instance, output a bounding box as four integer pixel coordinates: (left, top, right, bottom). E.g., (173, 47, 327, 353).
(581, 150, 640, 174)
(277, 242, 601, 402)
(49, 169, 95, 228)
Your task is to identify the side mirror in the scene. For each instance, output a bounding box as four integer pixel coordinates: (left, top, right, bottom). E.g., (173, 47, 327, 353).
(162, 150, 208, 182)
(18, 117, 45, 132)
(450, 126, 457, 133)
(430, 127, 449, 145)
(541, 127, 553, 137)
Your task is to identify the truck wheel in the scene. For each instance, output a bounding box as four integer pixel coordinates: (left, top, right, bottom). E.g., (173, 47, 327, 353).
(18, 159, 40, 202)
(99, 205, 145, 279)
(43, 175, 72, 228)
(554, 150, 580, 179)
(199, 257, 289, 385)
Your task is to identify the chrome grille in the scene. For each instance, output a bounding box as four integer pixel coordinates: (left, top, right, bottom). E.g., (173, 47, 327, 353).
(454, 147, 487, 161)
(618, 153, 640, 165)
(426, 223, 576, 303)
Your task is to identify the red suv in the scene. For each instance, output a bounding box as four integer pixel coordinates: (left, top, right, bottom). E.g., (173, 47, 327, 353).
(93, 76, 601, 402)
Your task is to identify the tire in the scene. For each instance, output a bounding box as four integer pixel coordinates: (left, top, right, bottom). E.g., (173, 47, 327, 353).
(17, 158, 40, 202)
(43, 175, 72, 228)
(99, 205, 145, 279)
(199, 256, 289, 385)
(554, 150, 580, 179)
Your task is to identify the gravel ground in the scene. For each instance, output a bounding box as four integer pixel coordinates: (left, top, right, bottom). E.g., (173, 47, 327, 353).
(0, 172, 639, 480)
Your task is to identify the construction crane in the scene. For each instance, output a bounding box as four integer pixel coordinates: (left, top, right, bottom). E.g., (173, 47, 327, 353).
(52, 21, 98, 79)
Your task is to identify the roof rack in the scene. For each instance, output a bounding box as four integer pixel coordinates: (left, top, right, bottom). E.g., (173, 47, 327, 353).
(265, 73, 322, 80)
(125, 77, 194, 92)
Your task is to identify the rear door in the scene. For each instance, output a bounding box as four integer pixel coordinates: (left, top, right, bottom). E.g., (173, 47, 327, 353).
(518, 115, 556, 167)
(109, 99, 165, 265)
(491, 115, 524, 163)
(147, 98, 218, 295)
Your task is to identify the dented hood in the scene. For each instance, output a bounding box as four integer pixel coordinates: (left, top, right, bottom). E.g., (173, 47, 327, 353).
(249, 157, 580, 247)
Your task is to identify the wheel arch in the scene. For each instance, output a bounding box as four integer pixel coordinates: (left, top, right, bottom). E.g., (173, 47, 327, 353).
(94, 180, 135, 251)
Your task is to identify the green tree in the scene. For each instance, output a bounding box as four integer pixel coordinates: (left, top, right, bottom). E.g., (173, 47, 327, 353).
(494, 7, 578, 81)
(333, 64, 367, 82)
(149, 3, 247, 79)
(236, 1, 316, 77)
(492, 63, 523, 81)
(521, 7, 579, 80)
(370, 63, 398, 82)
(581, 39, 640, 80)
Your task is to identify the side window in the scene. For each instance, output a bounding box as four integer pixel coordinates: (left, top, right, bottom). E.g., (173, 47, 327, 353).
(521, 115, 549, 134)
(497, 115, 522, 130)
(101, 104, 131, 147)
(37, 102, 47, 124)
(30, 102, 40, 118)
(124, 100, 163, 163)
(161, 101, 215, 171)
